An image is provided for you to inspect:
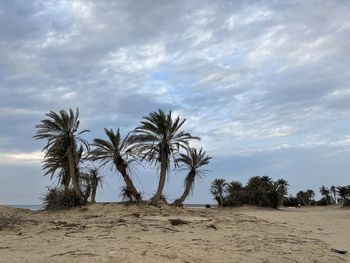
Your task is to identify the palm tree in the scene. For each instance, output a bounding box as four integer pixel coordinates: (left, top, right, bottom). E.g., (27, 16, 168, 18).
(306, 189, 315, 205)
(246, 176, 274, 206)
(319, 185, 330, 205)
(337, 186, 349, 203)
(275, 179, 289, 207)
(226, 181, 243, 206)
(297, 190, 308, 206)
(34, 108, 89, 203)
(330, 185, 337, 204)
(172, 147, 211, 207)
(210, 178, 226, 207)
(131, 109, 199, 205)
(90, 168, 104, 203)
(41, 145, 71, 191)
(90, 128, 142, 202)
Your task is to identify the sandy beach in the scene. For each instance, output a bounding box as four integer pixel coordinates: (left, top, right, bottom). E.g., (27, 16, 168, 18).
(0, 204, 348, 263)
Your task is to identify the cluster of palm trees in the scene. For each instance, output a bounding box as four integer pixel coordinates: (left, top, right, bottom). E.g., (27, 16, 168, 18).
(210, 176, 289, 208)
(318, 185, 350, 205)
(34, 108, 211, 207)
(283, 185, 350, 207)
(296, 189, 315, 206)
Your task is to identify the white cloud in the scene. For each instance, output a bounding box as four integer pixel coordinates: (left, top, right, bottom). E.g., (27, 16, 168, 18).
(0, 151, 43, 164)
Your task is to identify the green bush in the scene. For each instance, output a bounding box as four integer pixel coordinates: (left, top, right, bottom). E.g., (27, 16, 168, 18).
(43, 188, 83, 210)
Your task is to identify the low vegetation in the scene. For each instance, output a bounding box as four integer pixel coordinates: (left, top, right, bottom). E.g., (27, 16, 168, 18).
(43, 188, 83, 210)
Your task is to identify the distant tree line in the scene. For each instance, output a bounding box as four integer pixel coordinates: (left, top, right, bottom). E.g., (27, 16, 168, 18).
(289, 185, 350, 207)
(210, 177, 350, 208)
(210, 176, 289, 208)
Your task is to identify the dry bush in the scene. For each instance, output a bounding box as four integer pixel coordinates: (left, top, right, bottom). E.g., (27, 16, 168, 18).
(0, 216, 23, 231)
(169, 218, 188, 226)
(43, 187, 83, 210)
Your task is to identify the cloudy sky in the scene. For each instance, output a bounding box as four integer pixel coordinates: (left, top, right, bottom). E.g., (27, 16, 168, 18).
(1, 0, 349, 205)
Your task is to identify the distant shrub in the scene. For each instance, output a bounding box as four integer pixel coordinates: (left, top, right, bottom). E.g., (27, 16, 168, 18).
(205, 204, 211, 208)
(343, 199, 350, 207)
(220, 176, 287, 209)
(43, 188, 83, 210)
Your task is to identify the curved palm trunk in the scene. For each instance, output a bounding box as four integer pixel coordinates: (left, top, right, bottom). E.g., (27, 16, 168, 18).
(151, 152, 167, 206)
(67, 149, 84, 203)
(172, 174, 194, 207)
(115, 160, 142, 202)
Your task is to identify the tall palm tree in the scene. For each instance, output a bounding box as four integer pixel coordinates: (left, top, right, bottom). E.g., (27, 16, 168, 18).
(131, 109, 199, 205)
(306, 189, 315, 205)
(34, 108, 89, 203)
(172, 147, 211, 207)
(90, 128, 142, 202)
(319, 185, 330, 205)
(210, 178, 226, 207)
(275, 179, 289, 207)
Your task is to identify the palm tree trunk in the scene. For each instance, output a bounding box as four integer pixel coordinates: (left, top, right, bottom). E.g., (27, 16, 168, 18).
(91, 185, 96, 203)
(172, 175, 194, 207)
(151, 152, 167, 205)
(84, 184, 91, 203)
(67, 149, 84, 203)
(115, 160, 142, 202)
(219, 193, 224, 207)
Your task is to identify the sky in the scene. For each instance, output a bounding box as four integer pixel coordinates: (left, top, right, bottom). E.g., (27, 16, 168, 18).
(0, 0, 349, 205)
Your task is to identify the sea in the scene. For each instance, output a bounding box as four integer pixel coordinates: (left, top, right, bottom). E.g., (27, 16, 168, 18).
(2, 205, 43, 211)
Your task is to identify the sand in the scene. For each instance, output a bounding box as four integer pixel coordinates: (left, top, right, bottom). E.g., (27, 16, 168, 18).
(0, 204, 348, 263)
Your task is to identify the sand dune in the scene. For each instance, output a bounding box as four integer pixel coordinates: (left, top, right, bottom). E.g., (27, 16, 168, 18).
(0, 204, 348, 262)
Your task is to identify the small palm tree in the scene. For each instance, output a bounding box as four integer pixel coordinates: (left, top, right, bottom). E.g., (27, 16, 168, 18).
(172, 148, 211, 207)
(319, 185, 330, 205)
(131, 109, 199, 205)
(90, 168, 104, 203)
(80, 172, 92, 203)
(34, 108, 89, 203)
(226, 181, 243, 206)
(90, 128, 142, 202)
(120, 185, 134, 203)
(210, 178, 226, 207)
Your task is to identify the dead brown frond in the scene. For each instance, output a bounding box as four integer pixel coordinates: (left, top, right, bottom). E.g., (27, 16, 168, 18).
(169, 218, 188, 226)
